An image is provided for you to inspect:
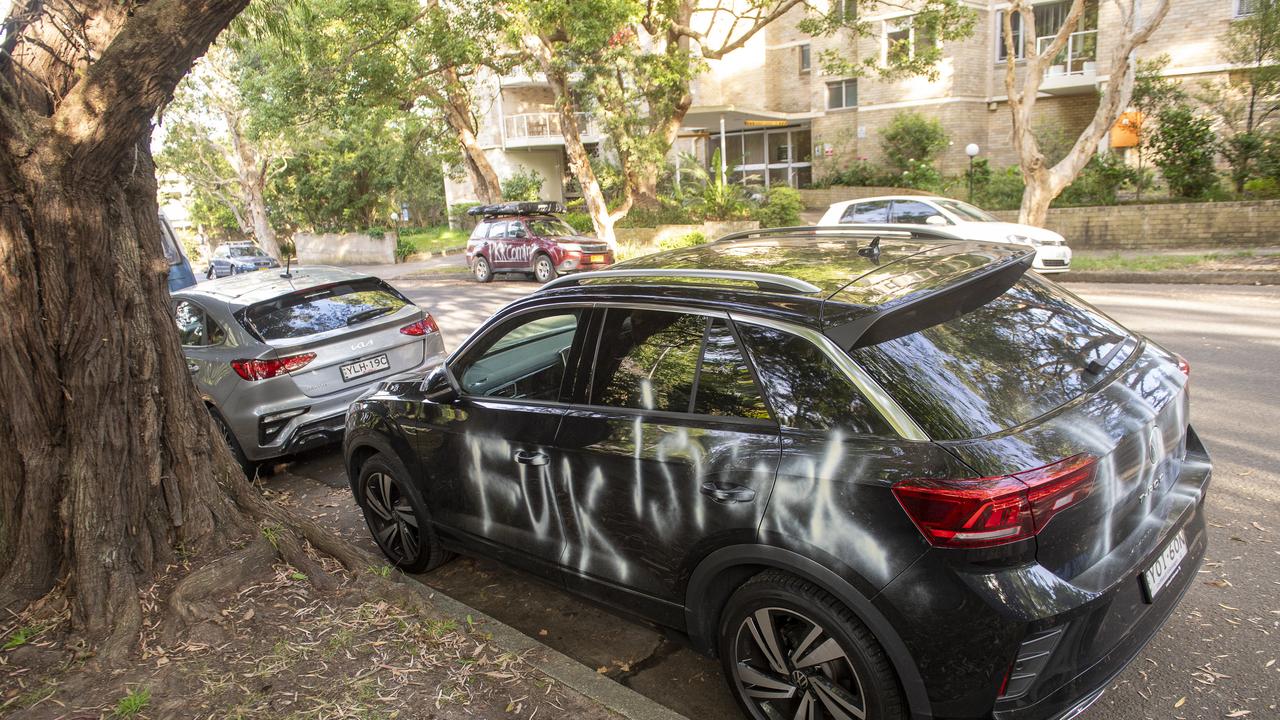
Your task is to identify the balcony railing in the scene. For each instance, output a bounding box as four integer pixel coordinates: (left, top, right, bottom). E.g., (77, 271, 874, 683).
(1036, 29, 1098, 76)
(504, 112, 602, 143)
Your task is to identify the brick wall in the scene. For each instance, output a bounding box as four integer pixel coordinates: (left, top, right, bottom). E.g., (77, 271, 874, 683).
(990, 200, 1280, 249)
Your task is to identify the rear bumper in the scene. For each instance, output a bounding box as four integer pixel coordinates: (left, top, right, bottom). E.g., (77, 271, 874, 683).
(875, 427, 1211, 719)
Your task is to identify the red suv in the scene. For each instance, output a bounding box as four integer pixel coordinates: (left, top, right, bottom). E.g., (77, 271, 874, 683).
(465, 201, 615, 283)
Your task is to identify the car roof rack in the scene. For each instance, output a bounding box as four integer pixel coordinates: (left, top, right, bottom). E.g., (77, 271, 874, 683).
(541, 268, 823, 294)
(467, 200, 566, 217)
(712, 224, 963, 244)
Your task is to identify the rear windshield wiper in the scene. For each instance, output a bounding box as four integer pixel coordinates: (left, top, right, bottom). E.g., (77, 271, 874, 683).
(346, 307, 395, 326)
(1084, 336, 1132, 376)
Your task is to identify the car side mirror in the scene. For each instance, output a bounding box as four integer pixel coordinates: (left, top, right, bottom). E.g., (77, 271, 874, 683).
(925, 215, 948, 226)
(422, 365, 460, 404)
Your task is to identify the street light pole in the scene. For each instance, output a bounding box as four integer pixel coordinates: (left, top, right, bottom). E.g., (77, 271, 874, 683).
(965, 143, 981, 203)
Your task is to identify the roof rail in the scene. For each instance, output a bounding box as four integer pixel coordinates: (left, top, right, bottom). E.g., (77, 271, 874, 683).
(541, 268, 822, 294)
(712, 224, 963, 245)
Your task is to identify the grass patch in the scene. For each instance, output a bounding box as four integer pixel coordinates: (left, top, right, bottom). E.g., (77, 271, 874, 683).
(113, 687, 150, 718)
(2, 624, 42, 650)
(1072, 250, 1255, 273)
(400, 227, 470, 255)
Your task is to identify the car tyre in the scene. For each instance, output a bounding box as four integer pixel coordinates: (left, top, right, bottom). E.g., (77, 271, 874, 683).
(472, 255, 494, 283)
(208, 407, 259, 479)
(533, 253, 557, 283)
(357, 453, 453, 573)
(718, 570, 905, 720)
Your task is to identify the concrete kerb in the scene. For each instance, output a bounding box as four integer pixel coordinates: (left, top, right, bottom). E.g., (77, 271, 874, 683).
(416, 584, 692, 720)
(1056, 271, 1279, 285)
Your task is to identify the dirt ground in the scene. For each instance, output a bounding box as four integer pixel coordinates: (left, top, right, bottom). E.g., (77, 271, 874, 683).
(0, 510, 617, 720)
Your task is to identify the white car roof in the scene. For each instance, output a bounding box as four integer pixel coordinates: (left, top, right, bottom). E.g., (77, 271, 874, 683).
(826, 195, 941, 209)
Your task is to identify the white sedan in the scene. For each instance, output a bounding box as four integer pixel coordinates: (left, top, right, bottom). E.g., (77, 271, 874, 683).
(817, 195, 1072, 273)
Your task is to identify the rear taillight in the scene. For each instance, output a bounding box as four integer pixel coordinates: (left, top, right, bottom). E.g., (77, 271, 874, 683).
(892, 455, 1097, 549)
(1175, 354, 1190, 378)
(231, 352, 316, 381)
(400, 314, 439, 336)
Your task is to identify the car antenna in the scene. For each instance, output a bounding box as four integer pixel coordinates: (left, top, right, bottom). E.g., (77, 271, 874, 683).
(280, 251, 293, 279)
(858, 235, 881, 263)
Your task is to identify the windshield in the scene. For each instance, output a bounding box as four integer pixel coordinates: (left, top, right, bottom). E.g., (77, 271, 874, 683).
(526, 218, 579, 237)
(239, 278, 409, 340)
(934, 199, 1000, 223)
(229, 246, 268, 258)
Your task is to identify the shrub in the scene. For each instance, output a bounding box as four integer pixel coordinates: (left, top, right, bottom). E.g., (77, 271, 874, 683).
(880, 112, 949, 175)
(563, 211, 594, 233)
(824, 159, 891, 187)
(448, 202, 481, 230)
(1151, 105, 1219, 198)
(1058, 153, 1139, 206)
(501, 167, 544, 201)
(752, 186, 805, 227)
(658, 230, 707, 251)
(617, 204, 698, 228)
(898, 159, 943, 191)
(1244, 177, 1280, 198)
(395, 235, 415, 263)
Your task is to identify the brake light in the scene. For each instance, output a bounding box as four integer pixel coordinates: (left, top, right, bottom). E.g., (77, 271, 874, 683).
(1175, 354, 1190, 378)
(892, 455, 1097, 549)
(400, 314, 439, 336)
(231, 352, 316, 381)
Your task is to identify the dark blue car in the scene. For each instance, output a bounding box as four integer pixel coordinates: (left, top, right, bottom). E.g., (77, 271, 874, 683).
(161, 213, 197, 292)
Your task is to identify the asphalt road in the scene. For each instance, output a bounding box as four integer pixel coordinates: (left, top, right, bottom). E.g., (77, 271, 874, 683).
(289, 275, 1280, 720)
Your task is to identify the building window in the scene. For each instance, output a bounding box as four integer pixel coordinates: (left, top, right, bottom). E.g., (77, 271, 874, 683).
(997, 0, 1099, 61)
(836, 0, 857, 21)
(827, 79, 857, 109)
(1237, 0, 1260, 15)
(885, 17, 935, 64)
(799, 44, 811, 72)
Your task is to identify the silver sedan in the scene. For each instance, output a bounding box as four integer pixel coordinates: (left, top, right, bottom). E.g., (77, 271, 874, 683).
(172, 266, 446, 474)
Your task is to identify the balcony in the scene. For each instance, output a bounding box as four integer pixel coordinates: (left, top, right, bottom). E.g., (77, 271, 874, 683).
(504, 112, 604, 149)
(499, 70, 549, 87)
(1037, 30, 1099, 95)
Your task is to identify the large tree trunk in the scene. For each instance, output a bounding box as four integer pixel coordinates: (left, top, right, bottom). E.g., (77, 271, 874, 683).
(227, 113, 281, 259)
(0, 0, 259, 656)
(435, 69, 502, 205)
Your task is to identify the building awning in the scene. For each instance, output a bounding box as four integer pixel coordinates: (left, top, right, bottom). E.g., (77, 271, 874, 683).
(681, 105, 820, 134)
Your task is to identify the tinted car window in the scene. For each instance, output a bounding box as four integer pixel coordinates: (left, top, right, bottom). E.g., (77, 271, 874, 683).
(591, 309, 701, 413)
(738, 324, 891, 435)
(527, 218, 578, 237)
(175, 300, 225, 347)
(694, 320, 770, 420)
(841, 200, 890, 223)
(890, 200, 941, 224)
(459, 311, 581, 400)
(229, 246, 266, 258)
(850, 276, 1134, 440)
(469, 222, 490, 241)
(487, 221, 509, 239)
(240, 278, 409, 341)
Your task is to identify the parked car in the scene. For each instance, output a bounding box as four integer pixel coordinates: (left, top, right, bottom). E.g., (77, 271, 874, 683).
(465, 200, 614, 283)
(174, 266, 445, 475)
(818, 195, 1073, 273)
(206, 241, 280, 279)
(344, 225, 1208, 720)
(161, 213, 197, 292)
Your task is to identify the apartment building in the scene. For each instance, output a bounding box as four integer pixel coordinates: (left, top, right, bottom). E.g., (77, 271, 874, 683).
(444, 0, 1252, 208)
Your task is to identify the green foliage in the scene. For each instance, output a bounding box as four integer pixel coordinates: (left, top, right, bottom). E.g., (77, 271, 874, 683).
(1222, 132, 1265, 193)
(800, 0, 977, 81)
(400, 227, 471, 254)
(1244, 176, 1280, 198)
(449, 202, 482, 231)
(501, 167, 545, 202)
(752, 186, 805, 228)
(1151, 105, 1220, 198)
(880, 112, 948, 175)
(395, 235, 415, 263)
(898, 159, 944, 191)
(3, 625, 42, 650)
(822, 159, 892, 187)
(113, 687, 150, 718)
(1058, 154, 1140, 206)
(657, 231, 707, 252)
(563, 211, 594, 233)
(616, 204, 698, 228)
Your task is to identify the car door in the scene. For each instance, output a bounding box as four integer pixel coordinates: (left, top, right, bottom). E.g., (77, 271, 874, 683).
(507, 219, 537, 271)
(554, 306, 781, 626)
(409, 306, 593, 579)
(839, 199, 891, 224)
(486, 220, 519, 269)
(173, 299, 234, 405)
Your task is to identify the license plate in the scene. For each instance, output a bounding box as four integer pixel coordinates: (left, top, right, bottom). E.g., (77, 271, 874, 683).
(1140, 530, 1187, 602)
(589, 254, 605, 263)
(340, 354, 389, 382)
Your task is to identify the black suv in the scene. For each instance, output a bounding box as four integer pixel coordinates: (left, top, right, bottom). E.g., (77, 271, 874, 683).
(344, 227, 1210, 720)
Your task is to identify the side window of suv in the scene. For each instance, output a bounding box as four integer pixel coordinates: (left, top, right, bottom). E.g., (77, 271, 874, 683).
(590, 309, 770, 420)
(469, 221, 490, 241)
(841, 200, 891, 223)
(457, 310, 582, 401)
(737, 323, 892, 435)
(174, 300, 225, 347)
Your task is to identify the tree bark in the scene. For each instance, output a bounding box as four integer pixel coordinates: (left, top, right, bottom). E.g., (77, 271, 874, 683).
(227, 113, 282, 259)
(433, 69, 502, 205)
(0, 0, 259, 654)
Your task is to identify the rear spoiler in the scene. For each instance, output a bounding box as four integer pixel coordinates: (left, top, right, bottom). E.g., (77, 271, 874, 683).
(826, 248, 1035, 350)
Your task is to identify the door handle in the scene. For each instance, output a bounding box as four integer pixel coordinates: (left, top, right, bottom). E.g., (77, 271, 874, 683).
(700, 482, 756, 504)
(514, 450, 549, 467)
